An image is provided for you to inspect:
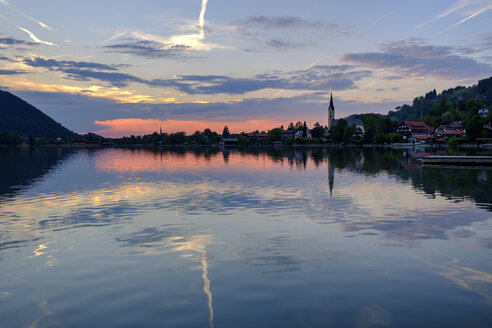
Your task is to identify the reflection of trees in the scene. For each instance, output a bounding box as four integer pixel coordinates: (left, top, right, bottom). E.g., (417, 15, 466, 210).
(0, 147, 75, 197)
(145, 147, 491, 212)
(398, 168, 492, 211)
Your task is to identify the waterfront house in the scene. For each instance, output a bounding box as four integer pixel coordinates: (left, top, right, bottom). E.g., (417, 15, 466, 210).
(246, 132, 268, 143)
(330, 117, 365, 138)
(397, 121, 435, 143)
(219, 138, 238, 147)
(295, 130, 312, 139)
(281, 129, 296, 140)
(485, 119, 492, 137)
(434, 123, 466, 140)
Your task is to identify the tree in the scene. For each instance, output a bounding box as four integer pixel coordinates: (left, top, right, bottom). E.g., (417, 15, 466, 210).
(222, 126, 230, 137)
(441, 111, 454, 125)
(287, 122, 295, 130)
(447, 136, 459, 145)
(343, 125, 356, 143)
(266, 128, 282, 143)
(386, 133, 404, 144)
(466, 115, 484, 141)
(295, 121, 303, 131)
(302, 121, 307, 138)
(329, 119, 347, 142)
(237, 135, 250, 145)
(311, 122, 325, 138)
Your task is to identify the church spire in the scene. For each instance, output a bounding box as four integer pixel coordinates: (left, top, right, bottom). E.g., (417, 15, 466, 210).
(328, 92, 335, 129)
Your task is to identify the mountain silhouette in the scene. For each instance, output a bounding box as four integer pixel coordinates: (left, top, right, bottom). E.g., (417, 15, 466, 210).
(0, 90, 76, 139)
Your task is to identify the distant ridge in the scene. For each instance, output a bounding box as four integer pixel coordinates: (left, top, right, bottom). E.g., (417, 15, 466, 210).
(0, 90, 76, 139)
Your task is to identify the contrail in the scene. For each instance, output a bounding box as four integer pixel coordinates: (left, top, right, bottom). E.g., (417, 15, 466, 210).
(303, 56, 323, 71)
(443, 3, 492, 32)
(271, 90, 284, 98)
(198, 0, 209, 39)
(17, 26, 57, 47)
(0, 0, 52, 30)
(365, 10, 396, 31)
(414, 0, 470, 31)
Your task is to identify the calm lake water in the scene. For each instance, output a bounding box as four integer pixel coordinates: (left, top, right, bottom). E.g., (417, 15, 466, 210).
(1, 146, 491, 327)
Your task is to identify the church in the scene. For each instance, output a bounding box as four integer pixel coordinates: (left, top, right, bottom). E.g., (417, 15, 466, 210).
(328, 93, 335, 129)
(327, 93, 365, 134)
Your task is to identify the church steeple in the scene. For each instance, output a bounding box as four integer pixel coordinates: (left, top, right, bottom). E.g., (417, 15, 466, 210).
(328, 92, 335, 129)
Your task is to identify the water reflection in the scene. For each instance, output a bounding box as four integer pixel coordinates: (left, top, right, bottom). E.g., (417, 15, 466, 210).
(0, 147, 75, 197)
(0, 147, 491, 327)
(1, 147, 491, 248)
(117, 227, 215, 328)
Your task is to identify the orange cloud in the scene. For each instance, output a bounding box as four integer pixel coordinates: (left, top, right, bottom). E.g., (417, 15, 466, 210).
(93, 118, 284, 137)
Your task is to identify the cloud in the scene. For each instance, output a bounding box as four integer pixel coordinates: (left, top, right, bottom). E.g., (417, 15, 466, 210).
(380, 75, 403, 81)
(93, 118, 286, 137)
(24, 57, 118, 71)
(0, 69, 25, 75)
(230, 15, 350, 51)
(232, 15, 340, 33)
(104, 39, 191, 59)
(342, 39, 492, 80)
(150, 65, 371, 95)
(12, 89, 397, 137)
(103, 0, 221, 55)
(22, 56, 371, 94)
(16, 26, 57, 47)
(23, 57, 143, 87)
(0, 36, 37, 47)
(61, 69, 145, 88)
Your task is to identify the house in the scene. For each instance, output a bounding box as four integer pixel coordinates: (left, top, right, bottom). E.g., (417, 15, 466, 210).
(295, 130, 312, 139)
(245, 132, 268, 142)
(331, 117, 365, 135)
(434, 123, 466, 140)
(219, 138, 238, 147)
(281, 129, 296, 140)
(485, 119, 492, 138)
(397, 121, 435, 143)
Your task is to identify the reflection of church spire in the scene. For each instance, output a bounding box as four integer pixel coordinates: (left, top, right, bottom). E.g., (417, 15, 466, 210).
(328, 157, 334, 198)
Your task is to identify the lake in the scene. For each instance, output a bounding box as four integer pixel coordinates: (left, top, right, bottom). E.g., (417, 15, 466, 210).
(0, 146, 491, 327)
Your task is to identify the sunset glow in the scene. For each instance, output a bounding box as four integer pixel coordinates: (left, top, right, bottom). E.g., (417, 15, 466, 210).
(0, 0, 491, 136)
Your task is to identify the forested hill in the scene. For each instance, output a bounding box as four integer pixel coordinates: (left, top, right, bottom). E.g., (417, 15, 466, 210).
(388, 76, 492, 127)
(0, 90, 76, 139)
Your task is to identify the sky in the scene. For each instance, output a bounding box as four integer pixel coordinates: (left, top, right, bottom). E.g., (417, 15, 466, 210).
(0, 0, 491, 137)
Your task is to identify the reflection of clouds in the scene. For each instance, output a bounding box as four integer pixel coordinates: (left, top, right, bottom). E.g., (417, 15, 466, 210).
(412, 255, 492, 306)
(2, 148, 491, 257)
(236, 234, 304, 273)
(330, 174, 492, 244)
(356, 304, 392, 328)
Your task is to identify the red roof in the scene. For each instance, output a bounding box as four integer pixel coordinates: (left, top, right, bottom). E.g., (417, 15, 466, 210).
(412, 135, 435, 140)
(404, 121, 432, 130)
(436, 131, 464, 135)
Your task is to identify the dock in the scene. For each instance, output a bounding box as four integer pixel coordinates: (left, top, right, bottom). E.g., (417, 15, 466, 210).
(419, 156, 492, 169)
